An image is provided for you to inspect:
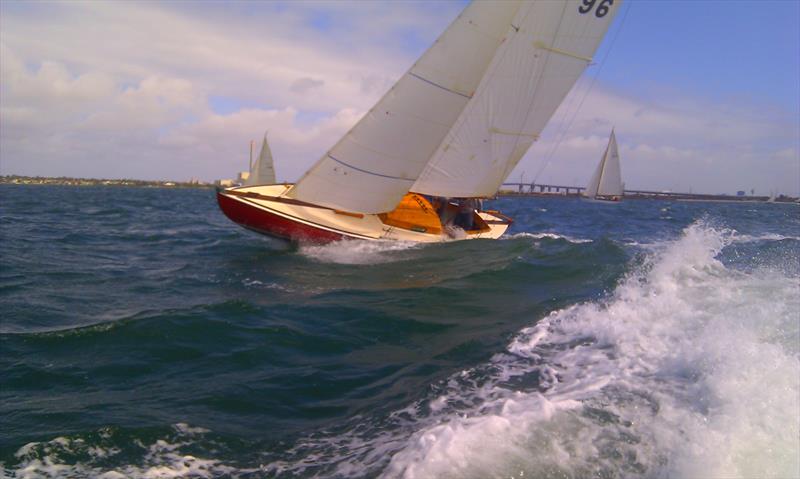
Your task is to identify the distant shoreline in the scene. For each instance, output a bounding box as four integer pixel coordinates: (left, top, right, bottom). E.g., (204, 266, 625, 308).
(497, 190, 800, 204)
(2, 177, 796, 204)
(0, 175, 213, 189)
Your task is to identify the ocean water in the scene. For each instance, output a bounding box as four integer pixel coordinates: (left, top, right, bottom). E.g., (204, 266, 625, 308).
(1, 184, 798, 479)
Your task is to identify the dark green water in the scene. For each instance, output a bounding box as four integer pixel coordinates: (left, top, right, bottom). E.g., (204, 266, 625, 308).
(1, 185, 798, 478)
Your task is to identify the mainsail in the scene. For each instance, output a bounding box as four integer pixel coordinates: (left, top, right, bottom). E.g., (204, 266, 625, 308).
(291, 0, 621, 213)
(289, 1, 521, 213)
(412, 0, 621, 198)
(585, 129, 623, 198)
(246, 132, 276, 185)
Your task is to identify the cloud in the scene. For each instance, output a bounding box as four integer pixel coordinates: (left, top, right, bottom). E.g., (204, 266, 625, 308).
(289, 77, 325, 95)
(0, 1, 797, 196)
(511, 85, 800, 196)
(0, 1, 443, 180)
(157, 106, 363, 181)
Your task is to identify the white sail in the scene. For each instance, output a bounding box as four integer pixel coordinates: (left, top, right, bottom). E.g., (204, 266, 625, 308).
(585, 129, 623, 198)
(289, 1, 521, 213)
(412, 0, 622, 198)
(246, 132, 276, 185)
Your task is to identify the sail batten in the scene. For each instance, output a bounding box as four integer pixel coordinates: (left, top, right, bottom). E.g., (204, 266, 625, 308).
(327, 154, 416, 182)
(409, 72, 473, 99)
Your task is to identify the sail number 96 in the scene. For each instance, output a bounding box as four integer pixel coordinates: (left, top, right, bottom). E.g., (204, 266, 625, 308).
(578, 0, 614, 18)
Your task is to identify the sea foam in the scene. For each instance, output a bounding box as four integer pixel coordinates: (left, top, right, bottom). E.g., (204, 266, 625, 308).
(381, 221, 800, 478)
(299, 239, 420, 265)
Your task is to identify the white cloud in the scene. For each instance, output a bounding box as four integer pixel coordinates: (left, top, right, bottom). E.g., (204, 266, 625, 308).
(511, 85, 799, 196)
(0, 1, 797, 196)
(290, 77, 325, 95)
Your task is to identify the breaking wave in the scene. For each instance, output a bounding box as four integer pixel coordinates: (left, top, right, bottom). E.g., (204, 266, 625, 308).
(505, 232, 593, 244)
(380, 222, 800, 478)
(298, 240, 422, 265)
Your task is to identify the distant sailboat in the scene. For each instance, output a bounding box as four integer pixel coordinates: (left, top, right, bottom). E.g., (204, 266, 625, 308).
(244, 132, 276, 186)
(218, 0, 622, 243)
(585, 129, 623, 202)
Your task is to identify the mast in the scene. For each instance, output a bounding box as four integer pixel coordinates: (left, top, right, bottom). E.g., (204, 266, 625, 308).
(249, 140, 253, 172)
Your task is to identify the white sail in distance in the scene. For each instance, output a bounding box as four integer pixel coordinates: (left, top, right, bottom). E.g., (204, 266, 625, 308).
(412, 0, 622, 198)
(246, 132, 276, 185)
(289, 1, 522, 214)
(585, 129, 623, 198)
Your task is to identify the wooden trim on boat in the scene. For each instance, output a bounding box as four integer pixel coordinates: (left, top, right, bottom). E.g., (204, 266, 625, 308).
(224, 188, 363, 218)
(482, 210, 514, 224)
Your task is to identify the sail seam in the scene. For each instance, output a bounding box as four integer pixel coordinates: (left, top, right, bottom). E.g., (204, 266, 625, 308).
(490, 127, 540, 139)
(409, 72, 472, 99)
(532, 41, 593, 62)
(327, 155, 415, 182)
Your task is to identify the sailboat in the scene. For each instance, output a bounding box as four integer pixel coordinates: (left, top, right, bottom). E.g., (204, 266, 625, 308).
(244, 132, 276, 186)
(584, 129, 623, 202)
(218, 0, 621, 243)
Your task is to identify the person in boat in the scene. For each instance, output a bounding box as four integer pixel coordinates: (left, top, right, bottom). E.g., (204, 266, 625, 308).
(424, 195, 480, 232)
(454, 198, 478, 230)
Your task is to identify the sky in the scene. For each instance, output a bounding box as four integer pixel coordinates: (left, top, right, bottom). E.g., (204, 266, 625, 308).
(1, 0, 798, 196)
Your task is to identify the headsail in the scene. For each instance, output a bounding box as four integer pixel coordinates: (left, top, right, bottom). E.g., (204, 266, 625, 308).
(585, 129, 623, 198)
(246, 132, 276, 185)
(289, 1, 521, 214)
(412, 0, 622, 198)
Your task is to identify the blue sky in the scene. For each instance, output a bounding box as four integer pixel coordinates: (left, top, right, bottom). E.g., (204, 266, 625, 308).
(1, 0, 798, 195)
(602, 1, 799, 104)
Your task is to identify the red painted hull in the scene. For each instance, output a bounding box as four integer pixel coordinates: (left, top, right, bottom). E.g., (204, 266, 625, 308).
(216, 191, 345, 244)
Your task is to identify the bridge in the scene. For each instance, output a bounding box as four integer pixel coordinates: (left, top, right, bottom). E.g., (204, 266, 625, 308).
(500, 183, 779, 202)
(502, 182, 584, 195)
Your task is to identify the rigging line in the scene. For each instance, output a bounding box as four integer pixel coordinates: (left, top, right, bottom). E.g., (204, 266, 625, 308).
(532, 0, 633, 184)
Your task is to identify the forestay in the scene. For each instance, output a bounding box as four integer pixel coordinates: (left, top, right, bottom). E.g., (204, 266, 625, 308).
(586, 129, 623, 198)
(412, 0, 622, 198)
(289, 1, 521, 214)
(245, 132, 276, 186)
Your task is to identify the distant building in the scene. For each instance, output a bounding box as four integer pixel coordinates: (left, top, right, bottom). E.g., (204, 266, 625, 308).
(237, 171, 250, 184)
(217, 179, 235, 187)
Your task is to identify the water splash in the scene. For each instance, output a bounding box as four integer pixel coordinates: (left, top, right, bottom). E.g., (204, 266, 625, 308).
(382, 221, 800, 478)
(298, 240, 422, 265)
